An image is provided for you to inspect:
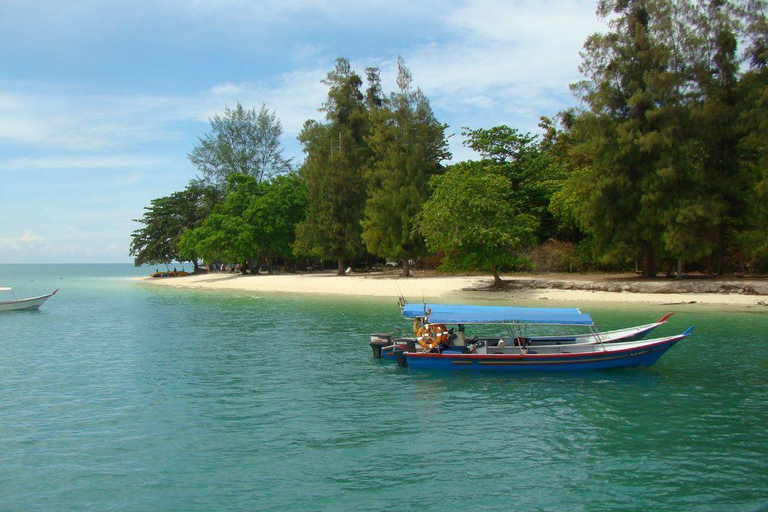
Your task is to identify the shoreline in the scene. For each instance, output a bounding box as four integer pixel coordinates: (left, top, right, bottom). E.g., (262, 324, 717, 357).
(138, 271, 768, 309)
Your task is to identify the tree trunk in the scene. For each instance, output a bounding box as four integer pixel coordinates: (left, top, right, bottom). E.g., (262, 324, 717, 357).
(193, 260, 200, 274)
(676, 258, 684, 279)
(716, 225, 725, 276)
(337, 257, 345, 276)
(491, 266, 503, 289)
(401, 258, 411, 278)
(641, 244, 656, 278)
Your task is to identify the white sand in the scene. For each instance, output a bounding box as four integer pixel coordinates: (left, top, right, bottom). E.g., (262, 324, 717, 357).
(139, 271, 768, 308)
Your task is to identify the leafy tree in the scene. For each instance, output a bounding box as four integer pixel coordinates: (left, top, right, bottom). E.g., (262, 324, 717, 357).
(679, 0, 746, 275)
(294, 58, 371, 274)
(462, 125, 565, 242)
(189, 102, 292, 188)
(179, 173, 306, 273)
(735, 0, 768, 270)
(180, 174, 261, 271)
(362, 57, 451, 277)
(416, 162, 538, 287)
(130, 181, 221, 272)
(569, 0, 685, 277)
(245, 173, 307, 273)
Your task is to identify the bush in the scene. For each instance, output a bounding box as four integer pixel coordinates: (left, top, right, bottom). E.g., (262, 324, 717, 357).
(530, 239, 581, 273)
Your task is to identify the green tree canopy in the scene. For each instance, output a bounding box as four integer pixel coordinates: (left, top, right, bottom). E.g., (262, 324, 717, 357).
(130, 181, 221, 272)
(416, 161, 538, 287)
(362, 56, 450, 276)
(294, 58, 371, 274)
(244, 173, 307, 272)
(568, 0, 688, 277)
(179, 174, 261, 270)
(179, 173, 306, 273)
(462, 125, 566, 242)
(189, 102, 292, 188)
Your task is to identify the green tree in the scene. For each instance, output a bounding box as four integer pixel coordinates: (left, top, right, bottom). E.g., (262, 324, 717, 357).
(679, 0, 746, 275)
(362, 57, 450, 277)
(130, 181, 221, 272)
(245, 173, 307, 273)
(569, 0, 683, 277)
(416, 162, 538, 287)
(179, 173, 306, 273)
(294, 58, 371, 274)
(462, 125, 566, 242)
(180, 174, 261, 271)
(189, 102, 292, 188)
(735, 0, 768, 270)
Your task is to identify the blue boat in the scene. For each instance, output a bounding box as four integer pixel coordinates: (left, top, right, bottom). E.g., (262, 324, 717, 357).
(372, 302, 692, 371)
(370, 303, 677, 362)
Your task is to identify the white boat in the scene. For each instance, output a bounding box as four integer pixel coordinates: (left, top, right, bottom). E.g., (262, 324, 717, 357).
(0, 287, 58, 311)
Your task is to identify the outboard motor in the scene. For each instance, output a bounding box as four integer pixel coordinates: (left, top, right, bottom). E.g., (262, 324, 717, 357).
(369, 333, 392, 359)
(395, 348, 408, 367)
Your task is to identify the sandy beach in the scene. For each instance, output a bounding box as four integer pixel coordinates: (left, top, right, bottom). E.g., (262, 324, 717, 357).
(140, 270, 768, 308)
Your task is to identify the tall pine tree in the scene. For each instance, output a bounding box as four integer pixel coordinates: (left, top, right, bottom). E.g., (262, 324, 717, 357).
(570, 0, 682, 277)
(294, 58, 370, 274)
(361, 57, 450, 277)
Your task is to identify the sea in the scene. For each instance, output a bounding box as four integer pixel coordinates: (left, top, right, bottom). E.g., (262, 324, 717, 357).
(1, 263, 767, 511)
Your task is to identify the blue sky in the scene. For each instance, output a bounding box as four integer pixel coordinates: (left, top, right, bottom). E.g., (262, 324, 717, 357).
(0, 0, 603, 263)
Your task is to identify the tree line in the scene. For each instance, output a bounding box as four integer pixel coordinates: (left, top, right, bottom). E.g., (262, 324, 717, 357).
(131, 0, 768, 281)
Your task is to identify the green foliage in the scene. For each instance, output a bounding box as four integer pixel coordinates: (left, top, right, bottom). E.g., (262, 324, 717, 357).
(361, 57, 450, 275)
(294, 58, 370, 273)
(556, 0, 768, 276)
(462, 125, 566, 242)
(180, 174, 260, 266)
(245, 174, 307, 265)
(189, 103, 292, 188)
(180, 173, 306, 270)
(736, 14, 768, 271)
(130, 181, 221, 269)
(416, 161, 538, 285)
(568, 0, 697, 276)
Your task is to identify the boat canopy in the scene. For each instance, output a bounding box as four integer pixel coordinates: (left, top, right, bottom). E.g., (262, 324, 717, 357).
(401, 303, 594, 326)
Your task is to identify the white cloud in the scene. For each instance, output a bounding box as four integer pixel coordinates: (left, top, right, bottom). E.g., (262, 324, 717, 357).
(0, 1, 605, 162)
(19, 231, 43, 244)
(0, 230, 43, 252)
(0, 89, 186, 151)
(0, 0, 609, 263)
(0, 155, 167, 171)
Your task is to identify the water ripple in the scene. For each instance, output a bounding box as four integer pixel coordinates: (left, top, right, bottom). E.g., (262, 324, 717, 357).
(1, 267, 767, 510)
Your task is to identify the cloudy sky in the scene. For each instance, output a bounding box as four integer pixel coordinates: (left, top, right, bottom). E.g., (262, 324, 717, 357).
(0, 0, 604, 263)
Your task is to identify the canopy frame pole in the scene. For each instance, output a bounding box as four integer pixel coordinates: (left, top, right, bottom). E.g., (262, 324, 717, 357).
(592, 324, 607, 351)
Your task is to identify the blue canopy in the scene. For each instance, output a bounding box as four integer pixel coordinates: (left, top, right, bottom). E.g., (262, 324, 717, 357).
(401, 303, 593, 326)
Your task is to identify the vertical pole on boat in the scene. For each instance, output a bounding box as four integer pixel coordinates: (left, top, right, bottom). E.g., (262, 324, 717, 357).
(395, 281, 406, 312)
(592, 323, 606, 351)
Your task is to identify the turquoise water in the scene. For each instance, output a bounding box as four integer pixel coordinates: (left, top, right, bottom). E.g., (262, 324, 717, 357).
(1, 264, 767, 511)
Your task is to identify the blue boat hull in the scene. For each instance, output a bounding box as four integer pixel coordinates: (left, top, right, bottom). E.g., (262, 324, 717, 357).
(381, 346, 398, 361)
(404, 336, 683, 372)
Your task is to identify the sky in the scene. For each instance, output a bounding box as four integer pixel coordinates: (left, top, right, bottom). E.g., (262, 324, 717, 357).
(0, 0, 605, 264)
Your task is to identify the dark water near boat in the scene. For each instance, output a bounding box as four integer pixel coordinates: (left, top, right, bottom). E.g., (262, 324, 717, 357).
(1, 264, 767, 511)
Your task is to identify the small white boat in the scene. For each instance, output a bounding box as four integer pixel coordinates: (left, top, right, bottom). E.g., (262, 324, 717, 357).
(0, 287, 58, 311)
